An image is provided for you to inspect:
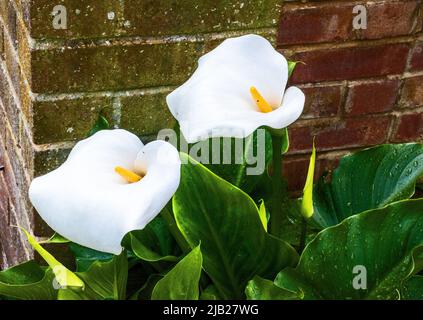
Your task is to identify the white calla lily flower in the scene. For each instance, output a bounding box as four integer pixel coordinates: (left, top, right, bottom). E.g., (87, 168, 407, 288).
(167, 34, 305, 143)
(29, 129, 181, 254)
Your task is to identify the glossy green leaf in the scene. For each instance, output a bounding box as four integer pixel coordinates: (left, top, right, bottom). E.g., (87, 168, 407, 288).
(313, 144, 423, 228)
(58, 251, 128, 300)
(151, 246, 203, 300)
(245, 276, 300, 300)
(0, 262, 57, 300)
(68, 243, 114, 272)
(122, 216, 179, 263)
(401, 276, 423, 300)
(87, 114, 109, 137)
(204, 129, 273, 193)
(301, 141, 316, 219)
(20, 227, 84, 289)
(276, 199, 423, 300)
(173, 154, 298, 299)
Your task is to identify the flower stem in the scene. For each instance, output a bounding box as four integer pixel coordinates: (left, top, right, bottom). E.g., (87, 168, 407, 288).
(270, 135, 284, 236)
(161, 205, 191, 254)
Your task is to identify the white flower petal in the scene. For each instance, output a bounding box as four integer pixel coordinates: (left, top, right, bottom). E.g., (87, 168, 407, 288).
(29, 130, 181, 254)
(167, 34, 304, 143)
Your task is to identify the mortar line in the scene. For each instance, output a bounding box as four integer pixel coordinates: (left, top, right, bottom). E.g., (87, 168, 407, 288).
(286, 0, 420, 8)
(32, 141, 76, 153)
(279, 34, 419, 53)
(31, 27, 277, 51)
(33, 69, 423, 103)
(33, 85, 176, 102)
(112, 96, 122, 128)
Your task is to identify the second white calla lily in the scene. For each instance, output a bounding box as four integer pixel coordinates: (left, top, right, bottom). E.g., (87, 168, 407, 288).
(29, 129, 181, 254)
(167, 34, 306, 143)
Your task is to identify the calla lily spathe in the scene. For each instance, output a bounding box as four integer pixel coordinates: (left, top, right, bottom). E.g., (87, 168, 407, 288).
(29, 129, 181, 254)
(167, 34, 305, 143)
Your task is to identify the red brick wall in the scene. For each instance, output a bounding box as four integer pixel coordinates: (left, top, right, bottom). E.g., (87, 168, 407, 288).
(0, 0, 422, 268)
(279, 0, 423, 191)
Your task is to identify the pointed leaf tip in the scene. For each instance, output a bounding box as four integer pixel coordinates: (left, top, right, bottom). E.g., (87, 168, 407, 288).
(301, 140, 316, 219)
(18, 227, 84, 290)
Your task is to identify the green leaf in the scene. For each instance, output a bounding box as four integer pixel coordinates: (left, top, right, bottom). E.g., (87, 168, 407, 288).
(200, 285, 221, 300)
(301, 141, 316, 219)
(151, 246, 203, 300)
(313, 144, 423, 228)
(276, 199, 423, 300)
(401, 276, 423, 300)
(204, 129, 273, 193)
(58, 251, 128, 300)
(88, 115, 109, 137)
(267, 127, 289, 155)
(245, 276, 300, 300)
(122, 215, 180, 263)
(130, 274, 162, 300)
(288, 61, 297, 78)
(68, 243, 114, 272)
(280, 128, 289, 154)
(0, 262, 57, 300)
(173, 154, 299, 299)
(20, 227, 84, 289)
(258, 200, 268, 231)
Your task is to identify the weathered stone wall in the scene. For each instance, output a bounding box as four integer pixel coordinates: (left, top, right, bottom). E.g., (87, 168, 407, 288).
(0, 0, 422, 268)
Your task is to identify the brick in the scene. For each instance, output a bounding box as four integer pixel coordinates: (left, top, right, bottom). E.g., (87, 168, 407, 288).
(288, 44, 410, 84)
(410, 42, 423, 71)
(30, 0, 123, 40)
(34, 148, 71, 177)
(120, 91, 175, 137)
(358, 1, 419, 40)
(400, 76, 423, 109)
(33, 97, 114, 144)
(278, 3, 353, 45)
(300, 85, 342, 119)
(30, 0, 282, 39)
(288, 116, 391, 153)
(345, 80, 399, 116)
(391, 113, 423, 142)
(278, 1, 419, 46)
(32, 41, 204, 94)
(123, 0, 282, 37)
